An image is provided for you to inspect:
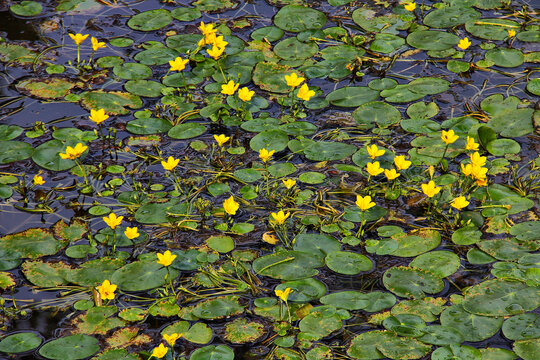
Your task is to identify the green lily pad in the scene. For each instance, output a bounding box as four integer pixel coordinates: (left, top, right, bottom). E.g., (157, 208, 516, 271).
(39, 334, 100, 360)
(111, 260, 179, 291)
(10, 1, 42, 16)
(113, 63, 152, 80)
(377, 332, 432, 359)
(252, 250, 323, 280)
(432, 345, 481, 360)
(17, 78, 82, 99)
(370, 33, 405, 53)
(513, 338, 540, 360)
(353, 101, 401, 129)
(166, 34, 201, 53)
(298, 171, 326, 184)
(502, 313, 540, 340)
(252, 62, 295, 93)
(440, 304, 503, 341)
(0, 332, 42, 353)
(526, 78, 540, 96)
(72, 306, 125, 335)
(461, 279, 540, 317)
(189, 345, 234, 360)
(465, 19, 519, 41)
(477, 238, 538, 261)
(0, 125, 23, 141)
(251, 26, 284, 42)
(70, 258, 125, 287)
(408, 77, 450, 95)
(126, 118, 172, 135)
(447, 60, 471, 73)
(0, 141, 33, 164)
(347, 330, 392, 359)
(80, 91, 142, 115)
(0, 228, 64, 259)
(383, 266, 445, 299)
(304, 141, 356, 161)
(249, 129, 289, 152)
(325, 251, 372, 275)
(510, 221, 540, 242)
(485, 48, 524, 68)
(418, 325, 464, 346)
(299, 306, 342, 340)
(168, 123, 206, 139)
(275, 278, 327, 302)
(223, 318, 265, 344)
(134, 199, 180, 224)
(162, 321, 212, 344)
(325, 86, 379, 107)
(423, 6, 480, 28)
(480, 94, 535, 137)
(127, 9, 172, 31)
(390, 229, 441, 257)
(124, 80, 164, 97)
(391, 297, 446, 322)
(206, 235, 234, 253)
(293, 233, 341, 259)
(383, 314, 426, 337)
(409, 251, 460, 277)
(273, 5, 326, 32)
(191, 295, 244, 319)
(274, 37, 318, 60)
(320, 291, 396, 312)
(352, 8, 410, 34)
(407, 30, 460, 50)
(381, 84, 426, 103)
(171, 7, 201, 21)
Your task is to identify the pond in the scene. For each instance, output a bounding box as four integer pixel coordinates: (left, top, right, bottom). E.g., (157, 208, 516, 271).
(0, 0, 539, 359)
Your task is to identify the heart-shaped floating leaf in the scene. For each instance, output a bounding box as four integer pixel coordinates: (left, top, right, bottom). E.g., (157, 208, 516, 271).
(80, 91, 142, 115)
(191, 295, 244, 319)
(111, 260, 179, 291)
(273, 5, 327, 33)
(383, 266, 444, 298)
(304, 141, 357, 161)
(423, 6, 480, 28)
(127, 9, 172, 31)
(325, 86, 380, 107)
(299, 306, 343, 340)
(461, 279, 540, 317)
(407, 30, 460, 50)
(275, 278, 327, 302)
(189, 345, 234, 360)
(223, 318, 265, 344)
(325, 251, 373, 275)
(409, 250, 460, 277)
(0, 332, 42, 353)
(320, 291, 395, 312)
(252, 250, 323, 280)
(39, 334, 100, 360)
(440, 304, 503, 342)
(0, 140, 34, 164)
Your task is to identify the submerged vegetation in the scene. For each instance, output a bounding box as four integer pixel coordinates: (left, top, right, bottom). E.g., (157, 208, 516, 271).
(0, 0, 538, 359)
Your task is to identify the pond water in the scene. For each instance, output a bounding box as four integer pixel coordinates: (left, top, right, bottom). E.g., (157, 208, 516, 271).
(0, 0, 538, 360)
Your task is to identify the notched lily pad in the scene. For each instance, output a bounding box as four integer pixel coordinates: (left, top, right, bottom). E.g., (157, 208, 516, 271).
(16, 78, 83, 99)
(80, 91, 142, 115)
(223, 318, 265, 344)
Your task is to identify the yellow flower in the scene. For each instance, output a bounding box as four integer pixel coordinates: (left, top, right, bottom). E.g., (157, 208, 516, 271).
(204, 32, 217, 46)
(356, 195, 375, 211)
(169, 57, 189, 72)
(97, 279, 117, 300)
(163, 333, 182, 347)
(428, 165, 435, 179)
(124, 227, 139, 240)
(33, 175, 45, 186)
(441, 129, 459, 145)
(59, 143, 88, 160)
(275, 287, 293, 302)
(457, 37, 471, 50)
(471, 165, 488, 180)
(221, 80, 239, 95)
(238, 87, 255, 102)
(476, 178, 488, 187)
(89, 108, 109, 125)
(366, 161, 384, 176)
(223, 195, 239, 215)
(404, 2, 416, 11)
(199, 22, 217, 36)
(470, 152, 486, 167)
(421, 180, 441, 198)
(103, 213, 123, 230)
(508, 29, 516, 38)
(451, 196, 470, 210)
(214, 134, 230, 147)
(69, 33, 89, 46)
(282, 179, 296, 189)
(212, 35, 228, 49)
(461, 163, 473, 176)
(156, 250, 177, 267)
(384, 168, 401, 181)
(297, 83, 315, 101)
(91, 37, 106, 51)
(465, 136, 479, 151)
(271, 210, 290, 225)
(284, 73, 304, 87)
(161, 156, 179, 171)
(198, 36, 206, 48)
(151, 343, 168, 359)
(366, 144, 385, 160)
(394, 155, 411, 170)
(259, 148, 275, 163)
(207, 45, 225, 60)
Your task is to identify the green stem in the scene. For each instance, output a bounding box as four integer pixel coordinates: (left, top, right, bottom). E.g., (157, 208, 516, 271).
(167, 267, 177, 297)
(74, 158, 89, 185)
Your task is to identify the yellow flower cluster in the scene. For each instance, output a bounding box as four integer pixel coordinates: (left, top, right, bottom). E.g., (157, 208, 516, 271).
(461, 151, 488, 186)
(198, 22, 228, 60)
(364, 145, 411, 181)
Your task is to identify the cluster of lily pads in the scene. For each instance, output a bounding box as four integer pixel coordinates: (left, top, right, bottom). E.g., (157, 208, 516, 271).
(0, 0, 539, 359)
